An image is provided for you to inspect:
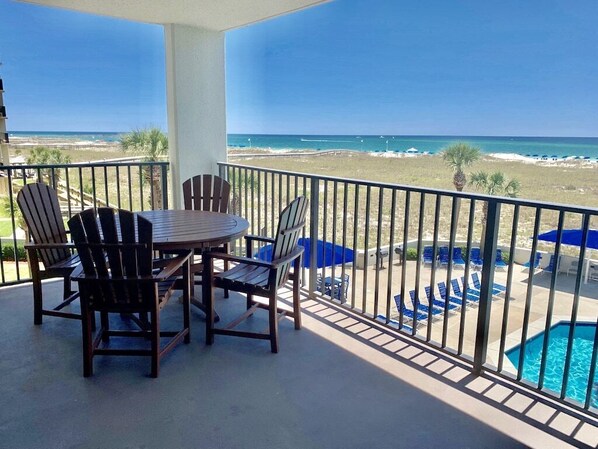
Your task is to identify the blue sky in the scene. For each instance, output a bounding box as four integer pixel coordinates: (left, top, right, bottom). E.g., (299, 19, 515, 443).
(0, 0, 597, 136)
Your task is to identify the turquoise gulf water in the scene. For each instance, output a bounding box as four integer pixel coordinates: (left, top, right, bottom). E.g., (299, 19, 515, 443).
(8, 132, 598, 158)
(228, 134, 598, 158)
(506, 322, 598, 407)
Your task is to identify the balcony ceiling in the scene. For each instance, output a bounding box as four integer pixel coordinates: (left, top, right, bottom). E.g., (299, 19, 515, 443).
(20, 0, 329, 31)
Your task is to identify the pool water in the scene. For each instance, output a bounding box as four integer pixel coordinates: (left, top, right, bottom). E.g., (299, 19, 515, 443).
(506, 322, 598, 407)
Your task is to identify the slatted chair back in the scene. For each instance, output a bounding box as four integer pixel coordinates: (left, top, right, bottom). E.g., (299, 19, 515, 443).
(270, 196, 308, 289)
(17, 182, 70, 268)
(182, 174, 230, 212)
(68, 208, 155, 312)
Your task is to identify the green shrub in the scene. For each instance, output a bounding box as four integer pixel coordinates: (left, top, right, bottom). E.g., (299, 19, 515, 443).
(405, 248, 418, 260)
(1, 244, 27, 261)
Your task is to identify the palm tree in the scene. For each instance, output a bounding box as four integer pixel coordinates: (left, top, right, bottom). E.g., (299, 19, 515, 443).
(120, 128, 168, 209)
(470, 171, 521, 254)
(26, 146, 72, 185)
(441, 142, 481, 191)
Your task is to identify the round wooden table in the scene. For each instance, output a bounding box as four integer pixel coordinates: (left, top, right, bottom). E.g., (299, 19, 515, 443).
(138, 210, 250, 319)
(138, 210, 249, 251)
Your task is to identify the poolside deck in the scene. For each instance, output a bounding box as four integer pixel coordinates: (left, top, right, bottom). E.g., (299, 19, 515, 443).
(1, 280, 597, 448)
(338, 260, 598, 368)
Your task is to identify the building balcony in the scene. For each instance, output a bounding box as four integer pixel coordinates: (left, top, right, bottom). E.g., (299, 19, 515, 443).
(0, 160, 597, 447)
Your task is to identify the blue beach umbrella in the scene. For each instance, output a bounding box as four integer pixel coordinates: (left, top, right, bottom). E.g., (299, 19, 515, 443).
(256, 237, 354, 268)
(537, 229, 598, 283)
(537, 229, 598, 250)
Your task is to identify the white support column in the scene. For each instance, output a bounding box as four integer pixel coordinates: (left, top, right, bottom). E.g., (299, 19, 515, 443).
(164, 24, 227, 209)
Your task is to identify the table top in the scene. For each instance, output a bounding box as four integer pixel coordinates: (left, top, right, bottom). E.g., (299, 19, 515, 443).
(138, 209, 249, 251)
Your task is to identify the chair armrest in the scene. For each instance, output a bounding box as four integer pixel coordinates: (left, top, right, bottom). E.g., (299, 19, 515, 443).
(24, 242, 75, 250)
(203, 251, 274, 269)
(154, 251, 192, 280)
(244, 235, 275, 244)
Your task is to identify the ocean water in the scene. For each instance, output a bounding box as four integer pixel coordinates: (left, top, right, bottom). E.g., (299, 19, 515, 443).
(8, 131, 598, 158)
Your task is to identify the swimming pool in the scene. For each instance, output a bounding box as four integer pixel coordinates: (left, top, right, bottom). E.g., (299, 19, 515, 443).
(506, 321, 598, 407)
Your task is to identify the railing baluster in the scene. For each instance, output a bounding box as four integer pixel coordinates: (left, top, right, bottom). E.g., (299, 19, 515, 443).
(400, 190, 410, 331)
(428, 194, 441, 341)
(584, 317, 598, 409)
(351, 184, 359, 310)
(413, 193, 426, 332)
(458, 199, 476, 355)
(473, 198, 501, 375)
(341, 182, 349, 307)
(362, 185, 372, 313)
(497, 204, 519, 370)
(373, 187, 384, 318)
(517, 207, 542, 381)
(538, 210, 565, 389)
(331, 180, 338, 304)
(308, 177, 320, 293)
(385, 188, 397, 324)
(561, 214, 591, 399)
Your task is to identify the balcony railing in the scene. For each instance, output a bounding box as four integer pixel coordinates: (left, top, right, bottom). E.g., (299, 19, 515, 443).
(1, 158, 596, 417)
(218, 161, 598, 417)
(0, 160, 168, 285)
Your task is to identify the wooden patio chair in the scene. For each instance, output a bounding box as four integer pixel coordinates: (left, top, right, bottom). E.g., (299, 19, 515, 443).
(16, 182, 80, 324)
(203, 196, 308, 353)
(182, 174, 232, 295)
(68, 207, 192, 377)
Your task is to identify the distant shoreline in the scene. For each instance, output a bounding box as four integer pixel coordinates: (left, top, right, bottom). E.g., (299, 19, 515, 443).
(6, 132, 598, 161)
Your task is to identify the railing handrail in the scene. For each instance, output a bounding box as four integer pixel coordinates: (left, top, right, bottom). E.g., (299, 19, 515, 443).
(0, 160, 169, 170)
(218, 161, 598, 215)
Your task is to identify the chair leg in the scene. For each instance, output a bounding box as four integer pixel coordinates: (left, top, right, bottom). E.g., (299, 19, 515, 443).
(32, 276, 43, 325)
(63, 275, 73, 300)
(292, 272, 302, 330)
(182, 259, 191, 344)
(246, 293, 254, 312)
(150, 308, 160, 378)
(269, 292, 279, 353)
(101, 312, 110, 343)
(223, 243, 230, 299)
(81, 307, 94, 377)
(204, 260, 215, 345)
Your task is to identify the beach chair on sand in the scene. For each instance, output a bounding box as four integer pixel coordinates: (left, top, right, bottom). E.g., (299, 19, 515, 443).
(409, 290, 444, 317)
(495, 249, 508, 270)
(469, 272, 506, 295)
(450, 279, 480, 305)
(394, 294, 428, 322)
(437, 282, 465, 308)
(422, 246, 435, 266)
(425, 286, 459, 311)
(469, 247, 483, 269)
(452, 247, 466, 268)
(523, 252, 542, 270)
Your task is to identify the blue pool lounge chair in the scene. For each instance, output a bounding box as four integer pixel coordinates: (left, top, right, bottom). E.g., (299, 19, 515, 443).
(393, 294, 428, 322)
(495, 249, 507, 270)
(470, 272, 506, 295)
(450, 279, 480, 304)
(437, 282, 465, 307)
(424, 285, 459, 311)
(452, 247, 466, 268)
(469, 247, 483, 269)
(523, 252, 542, 270)
(409, 290, 444, 316)
(422, 246, 435, 266)
(438, 247, 450, 267)
(375, 314, 412, 333)
(542, 254, 558, 274)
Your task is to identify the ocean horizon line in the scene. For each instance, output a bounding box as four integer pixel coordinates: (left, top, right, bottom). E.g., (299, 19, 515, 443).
(7, 131, 598, 139)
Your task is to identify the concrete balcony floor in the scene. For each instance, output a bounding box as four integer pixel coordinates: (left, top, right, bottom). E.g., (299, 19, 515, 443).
(1, 281, 597, 448)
